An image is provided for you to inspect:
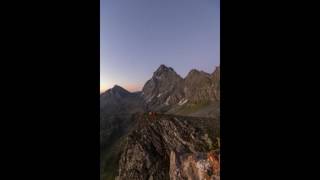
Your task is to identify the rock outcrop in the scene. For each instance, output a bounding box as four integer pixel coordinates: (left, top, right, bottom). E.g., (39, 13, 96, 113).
(142, 65, 220, 117)
(184, 69, 214, 103)
(169, 150, 220, 180)
(211, 66, 220, 102)
(117, 114, 219, 180)
(142, 65, 185, 111)
(101, 65, 220, 180)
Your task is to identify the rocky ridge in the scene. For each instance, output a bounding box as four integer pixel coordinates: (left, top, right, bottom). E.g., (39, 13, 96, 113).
(100, 64, 220, 180)
(142, 65, 220, 118)
(116, 114, 219, 180)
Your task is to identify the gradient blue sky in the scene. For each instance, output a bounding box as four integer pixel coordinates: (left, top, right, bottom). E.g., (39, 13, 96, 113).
(101, 0, 220, 92)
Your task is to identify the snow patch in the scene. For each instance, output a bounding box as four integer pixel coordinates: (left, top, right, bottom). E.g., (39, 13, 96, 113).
(178, 99, 188, 105)
(146, 95, 154, 103)
(157, 93, 162, 98)
(165, 96, 171, 105)
(155, 75, 162, 80)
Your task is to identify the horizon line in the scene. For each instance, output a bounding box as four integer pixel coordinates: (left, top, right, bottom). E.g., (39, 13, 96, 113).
(100, 64, 219, 93)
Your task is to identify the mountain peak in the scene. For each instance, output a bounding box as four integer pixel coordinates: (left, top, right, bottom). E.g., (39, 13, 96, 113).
(159, 64, 168, 69)
(112, 84, 128, 92)
(102, 85, 131, 98)
(156, 64, 174, 73)
(142, 65, 184, 109)
(112, 84, 123, 89)
(153, 65, 176, 79)
(189, 69, 200, 74)
(186, 69, 210, 78)
(212, 66, 220, 77)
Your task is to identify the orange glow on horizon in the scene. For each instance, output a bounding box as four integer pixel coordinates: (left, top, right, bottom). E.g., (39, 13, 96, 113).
(125, 83, 143, 92)
(100, 83, 109, 93)
(100, 83, 143, 93)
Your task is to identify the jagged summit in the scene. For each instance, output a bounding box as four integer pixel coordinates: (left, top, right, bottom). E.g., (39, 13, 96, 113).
(141, 65, 220, 111)
(100, 65, 220, 180)
(142, 65, 184, 110)
(101, 85, 131, 99)
(212, 66, 220, 77)
(159, 64, 167, 69)
(158, 64, 173, 71)
(187, 69, 200, 75)
(153, 64, 176, 77)
(111, 84, 128, 92)
(113, 84, 122, 88)
(187, 69, 210, 77)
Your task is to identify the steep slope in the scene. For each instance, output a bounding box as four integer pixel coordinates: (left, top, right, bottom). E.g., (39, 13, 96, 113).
(165, 66, 220, 118)
(142, 65, 184, 111)
(100, 85, 145, 180)
(117, 113, 219, 180)
(100, 85, 145, 147)
(211, 66, 220, 102)
(100, 65, 220, 179)
(184, 69, 214, 103)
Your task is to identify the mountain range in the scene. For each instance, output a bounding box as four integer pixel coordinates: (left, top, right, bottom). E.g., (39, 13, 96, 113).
(100, 65, 220, 180)
(101, 64, 220, 117)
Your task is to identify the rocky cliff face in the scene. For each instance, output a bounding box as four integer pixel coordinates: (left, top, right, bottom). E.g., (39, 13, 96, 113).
(116, 114, 219, 180)
(211, 66, 220, 102)
(142, 65, 185, 111)
(142, 65, 220, 117)
(184, 69, 215, 103)
(101, 65, 220, 180)
(169, 150, 220, 180)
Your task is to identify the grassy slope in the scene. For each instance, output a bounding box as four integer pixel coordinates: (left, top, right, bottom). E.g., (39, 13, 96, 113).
(165, 100, 220, 119)
(101, 103, 220, 180)
(100, 137, 124, 180)
(100, 116, 138, 180)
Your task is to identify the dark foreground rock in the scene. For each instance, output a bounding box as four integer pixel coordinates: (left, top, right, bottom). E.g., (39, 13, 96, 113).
(169, 150, 220, 180)
(116, 114, 220, 180)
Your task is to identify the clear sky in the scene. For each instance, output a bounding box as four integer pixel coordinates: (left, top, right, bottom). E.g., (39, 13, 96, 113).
(100, 0, 220, 92)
